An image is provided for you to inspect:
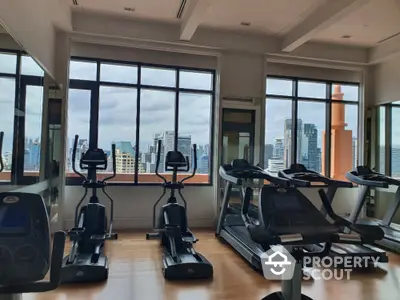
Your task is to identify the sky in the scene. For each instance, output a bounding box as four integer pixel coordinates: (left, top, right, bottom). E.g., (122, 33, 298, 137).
(0, 52, 367, 159)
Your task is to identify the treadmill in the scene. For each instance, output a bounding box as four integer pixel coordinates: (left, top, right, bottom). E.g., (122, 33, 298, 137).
(346, 166, 400, 253)
(279, 164, 388, 265)
(216, 159, 291, 271)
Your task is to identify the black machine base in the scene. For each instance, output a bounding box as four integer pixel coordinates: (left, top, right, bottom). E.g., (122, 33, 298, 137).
(61, 254, 109, 283)
(261, 293, 313, 300)
(162, 252, 213, 280)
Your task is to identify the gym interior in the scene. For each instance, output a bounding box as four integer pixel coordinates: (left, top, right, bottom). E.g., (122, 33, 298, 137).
(0, 0, 400, 299)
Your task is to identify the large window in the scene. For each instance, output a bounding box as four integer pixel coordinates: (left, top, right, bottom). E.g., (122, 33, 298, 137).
(67, 59, 215, 185)
(265, 77, 360, 181)
(0, 51, 44, 184)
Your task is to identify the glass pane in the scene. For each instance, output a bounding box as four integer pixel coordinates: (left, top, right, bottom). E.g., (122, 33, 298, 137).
(178, 93, 211, 183)
(378, 106, 385, 173)
(98, 86, 137, 182)
(66, 89, 91, 176)
(332, 84, 359, 102)
(223, 132, 251, 165)
(330, 103, 358, 180)
(265, 98, 292, 174)
(298, 81, 327, 99)
(141, 67, 176, 87)
(0, 53, 17, 74)
(69, 60, 97, 80)
(179, 70, 213, 91)
(0, 78, 16, 182)
(24, 85, 44, 176)
(100, 63, 138, 84)
(392, 107, 400, 177)
(297, 101, 325, 174)
(21, 56, 44, 76)
(266, 78, 293, 96)
(138, 89, 175, 182)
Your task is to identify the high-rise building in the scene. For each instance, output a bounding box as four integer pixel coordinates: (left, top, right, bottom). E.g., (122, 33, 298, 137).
(264, 144, 274, 169)
(267, 158, 284, 176)
(198, 154, 209, 174)
(114, 141, 138, 174)
(283, 119, 302, 168)
(352, 137, 358, 169)
(273, 138, 284, 160)
(301, 124, 319, 172)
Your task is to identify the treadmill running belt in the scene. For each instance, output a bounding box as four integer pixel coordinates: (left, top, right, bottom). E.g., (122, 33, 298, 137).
(227, 225, 265, 257)
(381, 226, 400, 241)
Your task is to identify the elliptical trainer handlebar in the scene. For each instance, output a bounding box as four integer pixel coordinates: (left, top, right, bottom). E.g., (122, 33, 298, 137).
(155, 139, 167, 184)
(72, 135, 85, 180)
(181, 144, 197, 184)
(101, 144, 116, 182)
(0, 131, 4, 173)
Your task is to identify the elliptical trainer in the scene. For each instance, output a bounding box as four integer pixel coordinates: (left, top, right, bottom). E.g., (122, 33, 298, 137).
(0, 131, 3, 173)
(61, 134, 118, 284)
(146, 139, 213, 280)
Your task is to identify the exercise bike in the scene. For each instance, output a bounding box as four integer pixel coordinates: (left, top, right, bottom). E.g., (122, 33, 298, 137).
(61, 134, 118, 283)
(146, 139, 213, 280)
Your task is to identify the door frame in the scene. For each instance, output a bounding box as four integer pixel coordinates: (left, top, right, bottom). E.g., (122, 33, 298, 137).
(221, 108, 256, 165)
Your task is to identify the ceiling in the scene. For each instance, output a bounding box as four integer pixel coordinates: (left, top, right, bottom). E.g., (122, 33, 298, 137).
(65, 0, 400, 48)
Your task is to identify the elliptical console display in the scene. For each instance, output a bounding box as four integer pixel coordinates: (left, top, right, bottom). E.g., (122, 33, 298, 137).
(0, 192, 65, 297)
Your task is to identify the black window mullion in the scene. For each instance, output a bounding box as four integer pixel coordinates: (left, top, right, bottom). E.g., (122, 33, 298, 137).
(386, 105, 392, 176)
(291, 79, 298, 165)
(10, 54, 21, 184)
(13, 76, 26, 184)
(174, 70, 179, 151)
(88, 62, 100, 181)
(325, 83, 332, 177)
(134, 66, 141, 184)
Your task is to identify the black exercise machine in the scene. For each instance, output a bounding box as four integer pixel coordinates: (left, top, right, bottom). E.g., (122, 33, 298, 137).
(279, 164, 388, 266)
(346, 166, 400, 253)
(61, 134, 118, 284)
(219, 159, 384, 300)
(0, 131, 4, 173)
(0, 192, 66, 299)
(216, 159, 290, 271)
(146, 139, 213, 280)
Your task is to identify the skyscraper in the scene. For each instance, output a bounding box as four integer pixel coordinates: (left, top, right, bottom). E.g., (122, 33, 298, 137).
(301, 123, 319, 172)
(284, 119, 302, 168)
(264, 144, 274, 169)
(352, 137, 358, 169)
(273, 138, 284, 160)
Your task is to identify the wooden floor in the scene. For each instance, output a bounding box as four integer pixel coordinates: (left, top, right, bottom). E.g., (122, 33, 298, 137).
(26, 231, 400, 300)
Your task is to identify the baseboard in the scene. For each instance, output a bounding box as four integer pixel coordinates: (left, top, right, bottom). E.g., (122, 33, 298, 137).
(64, 217, 215, 230)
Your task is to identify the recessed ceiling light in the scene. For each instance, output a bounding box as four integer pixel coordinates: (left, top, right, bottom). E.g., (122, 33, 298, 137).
(124, 7, 135, 12)
(342, 35, 352, 39)
(240, 22, 251, 26)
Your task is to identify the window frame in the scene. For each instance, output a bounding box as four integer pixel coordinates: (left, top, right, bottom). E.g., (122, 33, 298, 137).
(0, 49, 45, 186)
(265, 75, 360, 178)
(67, 56, 216, 186)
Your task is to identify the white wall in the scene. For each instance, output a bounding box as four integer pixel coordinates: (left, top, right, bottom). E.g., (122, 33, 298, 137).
(372, 53, 400, 105)
(0, 0, 71, 83)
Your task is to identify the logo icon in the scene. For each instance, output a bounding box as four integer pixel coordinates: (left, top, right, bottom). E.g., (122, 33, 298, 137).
(260, 246, 296, 280)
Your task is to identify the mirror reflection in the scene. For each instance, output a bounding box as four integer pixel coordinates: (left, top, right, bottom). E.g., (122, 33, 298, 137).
(0, 27, 62, 226)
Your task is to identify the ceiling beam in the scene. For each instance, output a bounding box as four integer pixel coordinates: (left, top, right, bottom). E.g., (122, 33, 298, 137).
(369, 33, 400, 64)
(281, 0, 370, 52)
(180, 0, 213, 41)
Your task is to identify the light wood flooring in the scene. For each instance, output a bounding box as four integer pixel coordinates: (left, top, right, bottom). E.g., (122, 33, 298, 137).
(25, 231, 400, 300)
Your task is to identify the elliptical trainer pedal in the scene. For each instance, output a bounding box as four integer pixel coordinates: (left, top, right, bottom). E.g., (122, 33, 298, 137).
(61, 135, 118, 284)
(146, 139, 213, 280)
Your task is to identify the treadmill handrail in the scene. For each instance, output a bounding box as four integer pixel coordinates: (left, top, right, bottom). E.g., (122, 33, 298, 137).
(219, 165, 289, 187)
(346, 170, 389, 188)
(280, 165, 352, 188)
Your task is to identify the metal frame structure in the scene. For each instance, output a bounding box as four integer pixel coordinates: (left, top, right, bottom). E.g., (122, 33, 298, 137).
(67, 56, 216, 186)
